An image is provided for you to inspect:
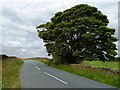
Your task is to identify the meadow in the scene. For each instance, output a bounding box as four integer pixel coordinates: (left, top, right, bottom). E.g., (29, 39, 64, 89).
(84, 61, 119, 71)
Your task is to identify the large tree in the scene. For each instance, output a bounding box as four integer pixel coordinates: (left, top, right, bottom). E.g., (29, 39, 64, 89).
(36, 4, 117, 64)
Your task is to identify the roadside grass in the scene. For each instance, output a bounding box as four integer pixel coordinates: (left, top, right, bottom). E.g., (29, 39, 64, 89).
(36, 59, 48, 64)
(52, 64, 119, 88)
(2, 57, 24, 88)
(34, 59, 119, 88)
(0, 60, 2, 89)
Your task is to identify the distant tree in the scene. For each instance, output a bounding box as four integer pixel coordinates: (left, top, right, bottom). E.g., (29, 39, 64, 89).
(37, 4, 117, 64)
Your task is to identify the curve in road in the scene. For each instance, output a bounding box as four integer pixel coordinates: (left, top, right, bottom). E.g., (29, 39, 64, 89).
(20, 60, 118, 89)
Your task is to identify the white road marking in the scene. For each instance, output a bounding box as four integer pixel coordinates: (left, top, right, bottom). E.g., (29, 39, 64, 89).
(31, 62, 35, 66)
(44, 72, 68, 85)
(35, 66, 41, 70)
(31, 62, 41, 70)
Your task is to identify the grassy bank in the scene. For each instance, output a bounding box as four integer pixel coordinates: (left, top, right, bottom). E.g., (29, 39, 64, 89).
(34, 59, 119, 88)
(0, 60, 2, 89)
(2, 57, 24, 88)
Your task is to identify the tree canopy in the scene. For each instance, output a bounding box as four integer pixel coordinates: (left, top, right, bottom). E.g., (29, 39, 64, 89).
(36, 4, 117, 64)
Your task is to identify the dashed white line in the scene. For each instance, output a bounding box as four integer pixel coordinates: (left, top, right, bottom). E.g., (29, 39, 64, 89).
(31, 62, 35, 65)
(31, 62, 41, 70)
(35, 66, 41, 70)
(44, 72, 68, 85)
(31, 62, 67, 85)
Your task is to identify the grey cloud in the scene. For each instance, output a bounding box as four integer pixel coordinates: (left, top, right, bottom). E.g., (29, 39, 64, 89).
(2, 7, 29, 26)
(2, 4, 55, 27)
(1, 1, 119, 58)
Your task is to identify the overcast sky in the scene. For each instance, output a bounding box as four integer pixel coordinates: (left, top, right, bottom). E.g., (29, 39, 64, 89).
(0, 0, 119, 58)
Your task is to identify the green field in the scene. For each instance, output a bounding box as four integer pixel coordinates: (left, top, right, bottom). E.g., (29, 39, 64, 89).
(33, 59, 119, 88)
(84, 61, 119, 70)
(2, 57, 24, 88)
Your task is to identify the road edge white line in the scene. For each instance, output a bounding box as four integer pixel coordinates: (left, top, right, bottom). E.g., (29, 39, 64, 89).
(44, 72, 68, 85)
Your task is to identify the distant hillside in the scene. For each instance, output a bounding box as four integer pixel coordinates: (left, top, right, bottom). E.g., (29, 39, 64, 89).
(24, 57, 51, 61)
(0, 54, 17, 60)
(0, 54, 9, 60)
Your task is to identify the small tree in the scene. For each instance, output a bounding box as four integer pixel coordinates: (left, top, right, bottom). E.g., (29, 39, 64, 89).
(37, 4, 117, 64)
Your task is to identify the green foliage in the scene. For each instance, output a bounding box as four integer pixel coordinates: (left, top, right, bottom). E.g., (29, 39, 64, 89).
(37, 4, 117, 64)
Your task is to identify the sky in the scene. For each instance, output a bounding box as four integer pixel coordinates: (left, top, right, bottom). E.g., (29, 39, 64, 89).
(0, 0, 119, 58)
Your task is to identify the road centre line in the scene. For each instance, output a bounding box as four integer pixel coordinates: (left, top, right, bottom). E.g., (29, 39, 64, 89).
(31, 62, 35, 65)
(31, 62, 41, 70)
(35, 66, 41, 70)
(44, 72, 68, 85)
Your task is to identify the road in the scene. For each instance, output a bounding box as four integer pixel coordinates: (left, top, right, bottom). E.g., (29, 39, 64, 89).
(20, 60, 118, 89)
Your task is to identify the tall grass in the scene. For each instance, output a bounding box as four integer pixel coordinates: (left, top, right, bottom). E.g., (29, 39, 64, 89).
(0, 60, 2, 89)
(53, 64, 119, 88)
(2, 58, 24, 88)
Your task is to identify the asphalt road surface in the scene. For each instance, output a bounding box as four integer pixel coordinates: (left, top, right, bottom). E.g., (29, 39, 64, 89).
(20, 60, 118, 88)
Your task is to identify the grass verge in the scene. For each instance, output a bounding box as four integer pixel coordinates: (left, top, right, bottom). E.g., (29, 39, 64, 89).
(35, 59, 119, 88)
(0, 60, 2, 89)
(2, 57, 24, 88)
